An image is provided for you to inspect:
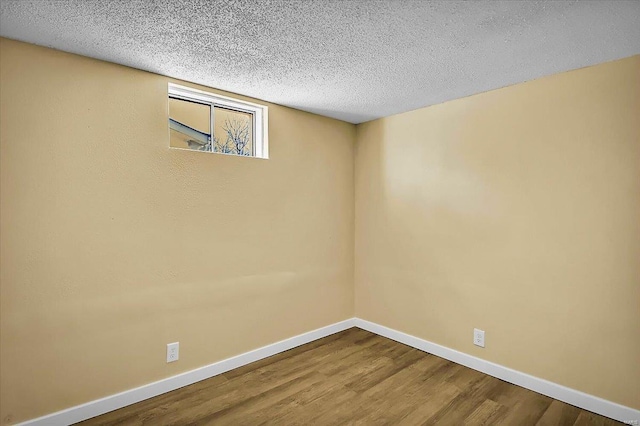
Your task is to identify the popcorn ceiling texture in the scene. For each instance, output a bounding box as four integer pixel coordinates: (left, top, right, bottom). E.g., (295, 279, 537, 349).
(1, 0, 639, 123)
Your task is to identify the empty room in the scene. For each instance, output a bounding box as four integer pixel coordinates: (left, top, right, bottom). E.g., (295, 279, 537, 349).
(0, 1, 638, 425)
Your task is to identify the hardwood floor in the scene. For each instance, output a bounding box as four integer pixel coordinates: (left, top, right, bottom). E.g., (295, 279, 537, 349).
(78, 328, 621, 425)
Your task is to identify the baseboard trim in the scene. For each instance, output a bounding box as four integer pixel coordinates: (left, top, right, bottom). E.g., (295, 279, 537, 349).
(353, 318, 640, 423)
(17, 318, 356, 426)
(17, 317, 639, 425)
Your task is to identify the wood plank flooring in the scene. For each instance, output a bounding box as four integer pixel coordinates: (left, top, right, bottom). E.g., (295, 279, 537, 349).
(78, 328, 621, 425)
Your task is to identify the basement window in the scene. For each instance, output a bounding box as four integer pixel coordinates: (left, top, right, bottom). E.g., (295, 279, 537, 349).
(168, 83, 268, 158)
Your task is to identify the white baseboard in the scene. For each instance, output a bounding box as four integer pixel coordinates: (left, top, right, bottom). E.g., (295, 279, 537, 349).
(18, 317, 639, 425)
(354, 318, 640, 424)
(17, 318, 356, 426)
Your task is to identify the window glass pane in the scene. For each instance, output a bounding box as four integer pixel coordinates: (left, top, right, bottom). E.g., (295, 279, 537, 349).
(169, 98, 211, 151)
(213, 107, 254, 156)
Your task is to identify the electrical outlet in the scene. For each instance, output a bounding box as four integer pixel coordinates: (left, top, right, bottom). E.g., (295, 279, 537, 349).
(473, 329, 485, 348)
(167, 342, 179, 363)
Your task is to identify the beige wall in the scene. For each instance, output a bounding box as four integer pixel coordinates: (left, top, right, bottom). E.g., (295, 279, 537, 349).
(0, 38, 355, 424)
(2, 36, 639, 424)
(168, 98, 211, 150)
(355, 55, 640, 409)
(169, 98, 210, 133)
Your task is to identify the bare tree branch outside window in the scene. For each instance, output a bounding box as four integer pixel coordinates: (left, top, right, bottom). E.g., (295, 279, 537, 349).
(169, 84, 266, 158)
(214, 118, 251, 156)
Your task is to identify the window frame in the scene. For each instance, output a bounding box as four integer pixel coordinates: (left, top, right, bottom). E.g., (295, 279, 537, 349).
(168, 83, 269, 159)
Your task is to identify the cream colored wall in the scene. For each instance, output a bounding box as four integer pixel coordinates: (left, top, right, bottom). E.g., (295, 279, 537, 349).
(355, 55, 640, 409)
(0, 38, 355, 424)
(2, 35, 638, 424)
(168, 98, 210, 149)
(169, 98, 210, 133)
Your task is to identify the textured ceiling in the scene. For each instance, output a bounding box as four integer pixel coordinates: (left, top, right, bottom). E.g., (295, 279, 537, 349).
(1, 1, 639, 123)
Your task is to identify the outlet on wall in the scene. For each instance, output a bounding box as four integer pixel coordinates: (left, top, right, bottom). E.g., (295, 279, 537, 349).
(167, 342, 179, 363)
(473, 328, 485, 348)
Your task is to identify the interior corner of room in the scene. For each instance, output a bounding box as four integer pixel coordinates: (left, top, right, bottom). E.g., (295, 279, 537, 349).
(0, 2, 639, 425)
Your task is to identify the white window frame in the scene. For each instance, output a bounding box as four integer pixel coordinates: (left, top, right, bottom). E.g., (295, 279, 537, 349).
(168, 83, 269, 159)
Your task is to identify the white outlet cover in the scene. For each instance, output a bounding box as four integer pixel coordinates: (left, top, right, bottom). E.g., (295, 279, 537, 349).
(166, 342, 179, 363)
(474, 329, 485, 348)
